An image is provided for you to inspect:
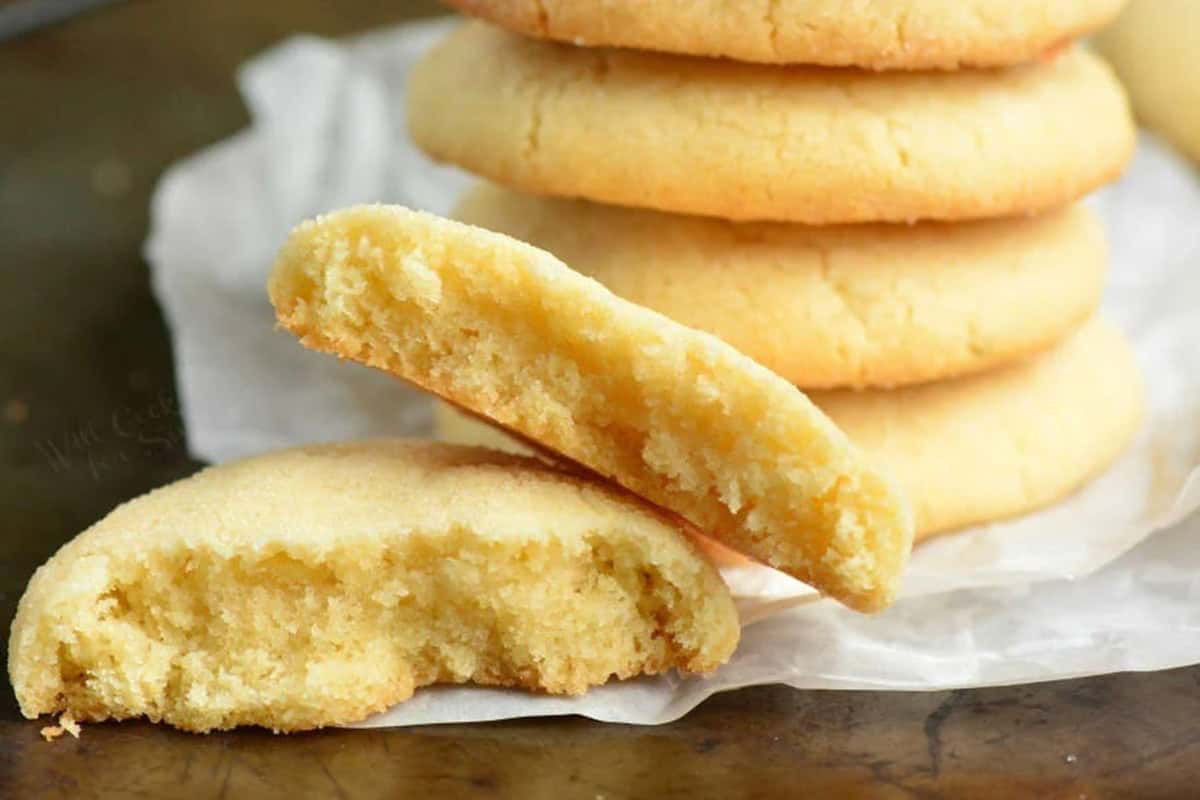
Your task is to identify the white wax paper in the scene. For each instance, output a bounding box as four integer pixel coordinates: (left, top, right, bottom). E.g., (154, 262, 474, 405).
(144, 20, 1200, 725)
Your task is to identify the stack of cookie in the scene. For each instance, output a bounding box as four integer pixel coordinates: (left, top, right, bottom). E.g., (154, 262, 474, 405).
(410, 2, 1144, 542)
(5, 6, 1150, 736)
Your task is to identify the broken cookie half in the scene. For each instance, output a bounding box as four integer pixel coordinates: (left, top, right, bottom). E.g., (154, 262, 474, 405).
(269, 206, 914, 612)
(9, 440, 739, 733)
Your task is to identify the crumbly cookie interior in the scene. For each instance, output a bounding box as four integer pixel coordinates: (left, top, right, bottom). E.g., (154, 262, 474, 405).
(269, 206, 913, 612)
(16, 524, 735, 733)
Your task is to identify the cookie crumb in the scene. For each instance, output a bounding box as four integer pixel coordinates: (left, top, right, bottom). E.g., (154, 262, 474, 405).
(40, 714, 80, 742)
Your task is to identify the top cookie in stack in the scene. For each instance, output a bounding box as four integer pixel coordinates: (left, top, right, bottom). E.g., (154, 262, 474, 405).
(443, 0, 1125, 69)
(409, 4, 1142, 541)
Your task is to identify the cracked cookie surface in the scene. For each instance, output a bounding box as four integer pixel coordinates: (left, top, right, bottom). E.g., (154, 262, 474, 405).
(445, 0, 1126, 70)
(813, 316, 1143, 538)
(408, 24, 1134, 225)
(436, 317, 1144, 540)
(455, 184, 1107, 389)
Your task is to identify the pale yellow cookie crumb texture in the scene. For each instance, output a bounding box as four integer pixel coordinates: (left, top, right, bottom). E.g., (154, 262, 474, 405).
(40, 713, 80, 742)
(454, 183, 1108, 389)
(432, 403, 760, 566)
(437, 316, 1143, 542)
(268, 205, 914, 613)
(445, 0, 1127, 70)
(9, 440, 739, 734)
(408, 25, 1135, 224)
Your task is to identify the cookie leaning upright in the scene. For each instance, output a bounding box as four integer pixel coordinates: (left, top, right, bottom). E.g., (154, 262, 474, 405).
(408, 23, 1134, 224)
(268, 206, 915, 612)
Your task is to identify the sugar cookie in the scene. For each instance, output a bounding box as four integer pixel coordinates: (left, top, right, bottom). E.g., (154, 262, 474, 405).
(409, 25, 1134, 224)
(815, 316, 1143, 538)
(456, 184, 1107, 389)
(9, 441, 739, 733)
(436, 318, 1142, 540)
(269, 206, 914, 611)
